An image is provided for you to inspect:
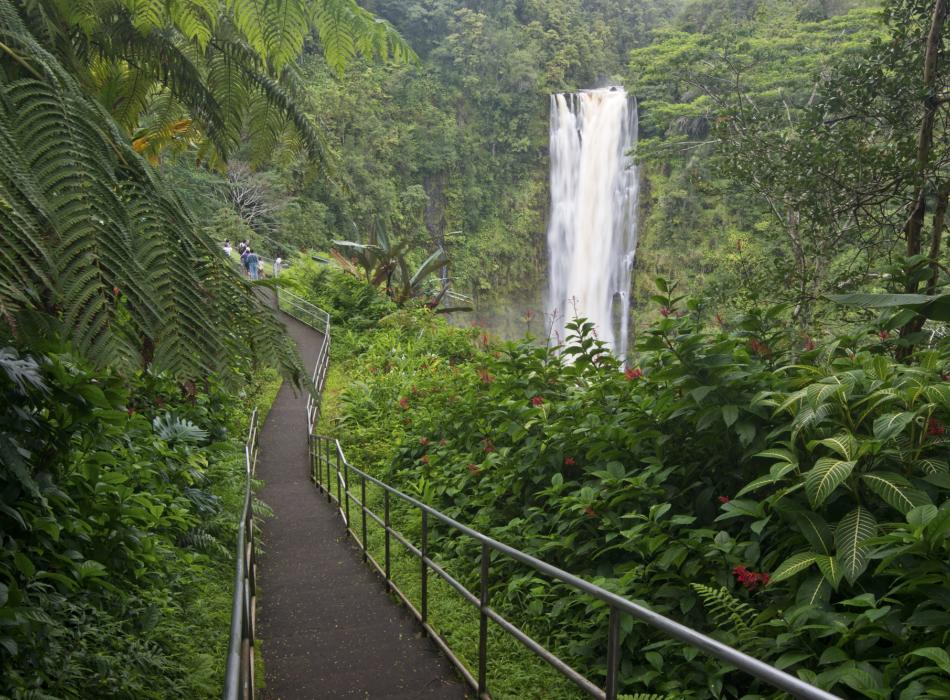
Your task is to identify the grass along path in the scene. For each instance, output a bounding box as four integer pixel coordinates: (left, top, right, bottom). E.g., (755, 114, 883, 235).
(317, 365, 585, 700)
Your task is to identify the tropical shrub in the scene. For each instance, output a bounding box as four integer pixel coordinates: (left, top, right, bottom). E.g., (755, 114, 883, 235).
(0, 343, 276, 698)
(319, 273, 950, 698)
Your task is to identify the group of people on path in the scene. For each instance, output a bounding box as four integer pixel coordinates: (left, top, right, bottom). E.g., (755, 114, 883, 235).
(223, 238, 282, 280)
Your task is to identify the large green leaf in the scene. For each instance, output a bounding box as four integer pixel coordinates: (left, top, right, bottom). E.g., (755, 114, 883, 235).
(872, 412, 915, 441)
(862, 472, 931, 514)
(770, 551, 818, 583)
(834, 507, 877, 584)
(805, 457, 856, 507)
(815, 554, 844, 590)
(811, 432, 859, 460)
(791, 510, 834, 555)
(827, 292, 950, 321)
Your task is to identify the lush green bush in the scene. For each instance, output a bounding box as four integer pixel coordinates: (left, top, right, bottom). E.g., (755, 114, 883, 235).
(318, 273, 949, 698)
(0, 344, 279, 698)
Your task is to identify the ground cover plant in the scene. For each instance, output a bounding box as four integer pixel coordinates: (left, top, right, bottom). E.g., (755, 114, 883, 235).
(0, 342, 280, 698)
(309, 268, 950, 699)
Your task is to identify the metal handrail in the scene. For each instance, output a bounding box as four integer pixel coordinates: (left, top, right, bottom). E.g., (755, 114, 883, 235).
(277, 290, 838, 699)
(276, 289, 332, 433)
(309, 436, 840, 700)
(223, 408, 260, 700)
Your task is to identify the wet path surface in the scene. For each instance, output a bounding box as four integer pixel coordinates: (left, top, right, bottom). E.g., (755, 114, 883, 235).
(256, 312, 467, 699)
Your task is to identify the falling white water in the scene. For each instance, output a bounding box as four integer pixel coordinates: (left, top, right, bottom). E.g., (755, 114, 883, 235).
(546, 88, 639, 358)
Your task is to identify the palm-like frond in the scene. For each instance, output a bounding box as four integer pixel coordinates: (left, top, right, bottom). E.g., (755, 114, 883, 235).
(18, 0, 413, 162)
(0, 0, 303, 383)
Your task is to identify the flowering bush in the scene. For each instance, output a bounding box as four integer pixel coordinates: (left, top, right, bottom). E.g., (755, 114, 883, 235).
(321, 278, 949, 698)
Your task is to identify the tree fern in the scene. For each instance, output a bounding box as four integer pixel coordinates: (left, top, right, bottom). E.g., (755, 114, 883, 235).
(19, 0, 414, 162)
(0, 1, 303, 383)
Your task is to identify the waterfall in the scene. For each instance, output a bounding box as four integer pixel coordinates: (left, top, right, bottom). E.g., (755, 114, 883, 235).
(546, 88, 639, 358)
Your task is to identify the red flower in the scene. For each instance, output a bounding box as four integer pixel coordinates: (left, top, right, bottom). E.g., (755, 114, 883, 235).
(584, 505, 597, 519)
(624, 367, 643, 381)
(482, 438, 495, 453)
(878, 330, 890, 340)
(927, 417, 945, 437)
(732, 565, 770, 591)
(126, 406, 137, 415)
(659, 307, 671, 317)
(112, 286, 121, 297)
(749, 338, 772, 358)
(715, 313, 724, 327)
(467, 463, 482, 476)
(419, 437, 430, 446)
(531, 395, 544, 406)
(563, 456, 576, 466)
(419, 455, 429, 465)
(718, 495, 730, 504)
(802, 337, 816, 351)
(398, 397, 409, 410)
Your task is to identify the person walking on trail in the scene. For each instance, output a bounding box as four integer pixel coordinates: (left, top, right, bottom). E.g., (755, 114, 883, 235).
(274, 256, 283, 277)
(247, 247, 260, 280)
(240, 245, 250, 277)
(223, 239, 232, 257)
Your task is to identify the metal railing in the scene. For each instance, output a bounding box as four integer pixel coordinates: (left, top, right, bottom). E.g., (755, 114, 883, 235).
(222, 290, 330, 700)
(307, 436, 839, 700)
(272, 290, 838, 700)
(223, 408, 260, 700)
(276, 289, 331, 432)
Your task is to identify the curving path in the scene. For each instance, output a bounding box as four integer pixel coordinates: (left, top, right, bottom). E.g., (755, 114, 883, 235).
(256, 310, 468, 699)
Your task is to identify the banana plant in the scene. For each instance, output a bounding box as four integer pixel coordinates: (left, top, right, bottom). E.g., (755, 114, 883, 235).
(332, 218, 453, 308)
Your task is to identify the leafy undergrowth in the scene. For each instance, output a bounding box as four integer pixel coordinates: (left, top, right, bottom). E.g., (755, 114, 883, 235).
(310, 270, 949, 699)
(0, 343, 281, 699)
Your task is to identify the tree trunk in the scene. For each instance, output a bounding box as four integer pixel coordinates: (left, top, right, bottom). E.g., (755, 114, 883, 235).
(898, 0, 947, 355)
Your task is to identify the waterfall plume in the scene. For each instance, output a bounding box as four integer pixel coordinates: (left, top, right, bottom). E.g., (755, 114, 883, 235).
(546, 88, 639, 357)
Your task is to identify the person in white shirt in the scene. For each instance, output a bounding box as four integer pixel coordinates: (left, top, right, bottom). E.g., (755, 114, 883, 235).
(274, 257, 283, 276)
(223, 239, 232, 257)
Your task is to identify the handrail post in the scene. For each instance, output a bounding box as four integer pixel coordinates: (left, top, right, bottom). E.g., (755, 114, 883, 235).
(313, 436, 323, 491)
(478, 541, 489, 696)
(344, 459, 351, 528)
(605, 607, 620, 700)
(325, 438, 332, 503)
(384, 490, 391, 583)
(335, 445, 342, 510)
(308, 434, 314, 485)
(421, 509, 428, 627)
(360, 475, 368, 562)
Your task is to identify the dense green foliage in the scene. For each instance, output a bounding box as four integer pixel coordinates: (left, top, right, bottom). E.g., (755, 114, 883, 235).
(309, 270, 949, 698)
(0, 342, 280, 697)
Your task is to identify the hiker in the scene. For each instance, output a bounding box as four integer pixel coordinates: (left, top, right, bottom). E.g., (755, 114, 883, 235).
(223, 239, 232, 257)
(274, 256, 283, 277)
(240, 245, 250, 276)
(247, 247, 260, 280)
(237, 240, 247, 255)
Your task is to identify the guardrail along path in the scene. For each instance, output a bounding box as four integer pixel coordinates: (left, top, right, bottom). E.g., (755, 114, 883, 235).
(256, 311, 466, 699)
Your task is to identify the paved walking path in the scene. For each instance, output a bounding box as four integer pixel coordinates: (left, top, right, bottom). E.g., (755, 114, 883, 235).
(256, 311, 467, 699)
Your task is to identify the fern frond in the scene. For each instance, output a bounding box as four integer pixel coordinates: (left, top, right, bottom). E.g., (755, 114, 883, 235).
(690, 584, 763, 653)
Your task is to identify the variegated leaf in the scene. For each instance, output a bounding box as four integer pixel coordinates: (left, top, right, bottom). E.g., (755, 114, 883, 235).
(862, 472, 931, 515)
(804, 457, 856, 507)
(771, 551, 819, 583)
(815, 554, 843, 590)
(835, 507, 876, 584)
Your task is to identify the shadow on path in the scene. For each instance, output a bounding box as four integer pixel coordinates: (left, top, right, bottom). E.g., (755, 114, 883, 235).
(257, 312, 468, 699)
